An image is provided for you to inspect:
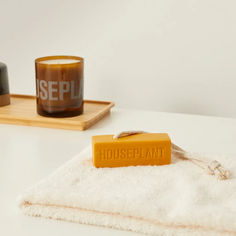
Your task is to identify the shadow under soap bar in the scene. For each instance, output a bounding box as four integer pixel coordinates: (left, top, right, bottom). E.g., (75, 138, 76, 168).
(92, 133, 171, 168)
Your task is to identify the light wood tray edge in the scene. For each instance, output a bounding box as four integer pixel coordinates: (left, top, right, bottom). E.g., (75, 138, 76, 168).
(0, 94, 115, 131)
(10, 94, 114, 106)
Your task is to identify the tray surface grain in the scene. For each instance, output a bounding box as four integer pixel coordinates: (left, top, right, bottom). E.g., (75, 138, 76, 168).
(0, 94, 114, 130)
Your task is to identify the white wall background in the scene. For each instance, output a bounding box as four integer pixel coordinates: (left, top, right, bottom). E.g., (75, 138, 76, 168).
(1, 0, 236, 118)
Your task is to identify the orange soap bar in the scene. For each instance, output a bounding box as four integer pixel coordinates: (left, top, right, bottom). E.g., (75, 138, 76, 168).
(92, 133, 171, 168)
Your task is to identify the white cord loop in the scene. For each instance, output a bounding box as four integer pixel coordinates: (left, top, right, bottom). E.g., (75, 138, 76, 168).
(113, 131, 148, 139)
(114, 131, 230, 180)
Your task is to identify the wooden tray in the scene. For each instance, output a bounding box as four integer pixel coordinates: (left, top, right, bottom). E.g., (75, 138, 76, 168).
(0, 94, 114, 131)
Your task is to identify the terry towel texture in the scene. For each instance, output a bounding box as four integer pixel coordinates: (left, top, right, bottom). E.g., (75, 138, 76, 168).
(19, 147, 236, 236)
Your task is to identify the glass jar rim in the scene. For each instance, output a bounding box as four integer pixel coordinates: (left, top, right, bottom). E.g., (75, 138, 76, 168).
(35, 55, 83, 66)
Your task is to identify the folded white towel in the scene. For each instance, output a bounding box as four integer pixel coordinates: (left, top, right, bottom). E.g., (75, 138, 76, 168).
(18, 147, 236, 236)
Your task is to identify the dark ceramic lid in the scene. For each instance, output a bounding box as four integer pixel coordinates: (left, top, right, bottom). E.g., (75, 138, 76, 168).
(0, 62, 9, 95)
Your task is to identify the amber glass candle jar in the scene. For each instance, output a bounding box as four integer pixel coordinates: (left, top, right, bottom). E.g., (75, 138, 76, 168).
(35, 56, 83, 117)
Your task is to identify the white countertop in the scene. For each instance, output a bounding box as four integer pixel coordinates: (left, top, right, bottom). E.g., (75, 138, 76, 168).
(1, 108, 236, 236)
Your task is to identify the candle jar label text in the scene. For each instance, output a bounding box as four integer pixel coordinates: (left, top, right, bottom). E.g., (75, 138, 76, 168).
(36, 79, 82, 101)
